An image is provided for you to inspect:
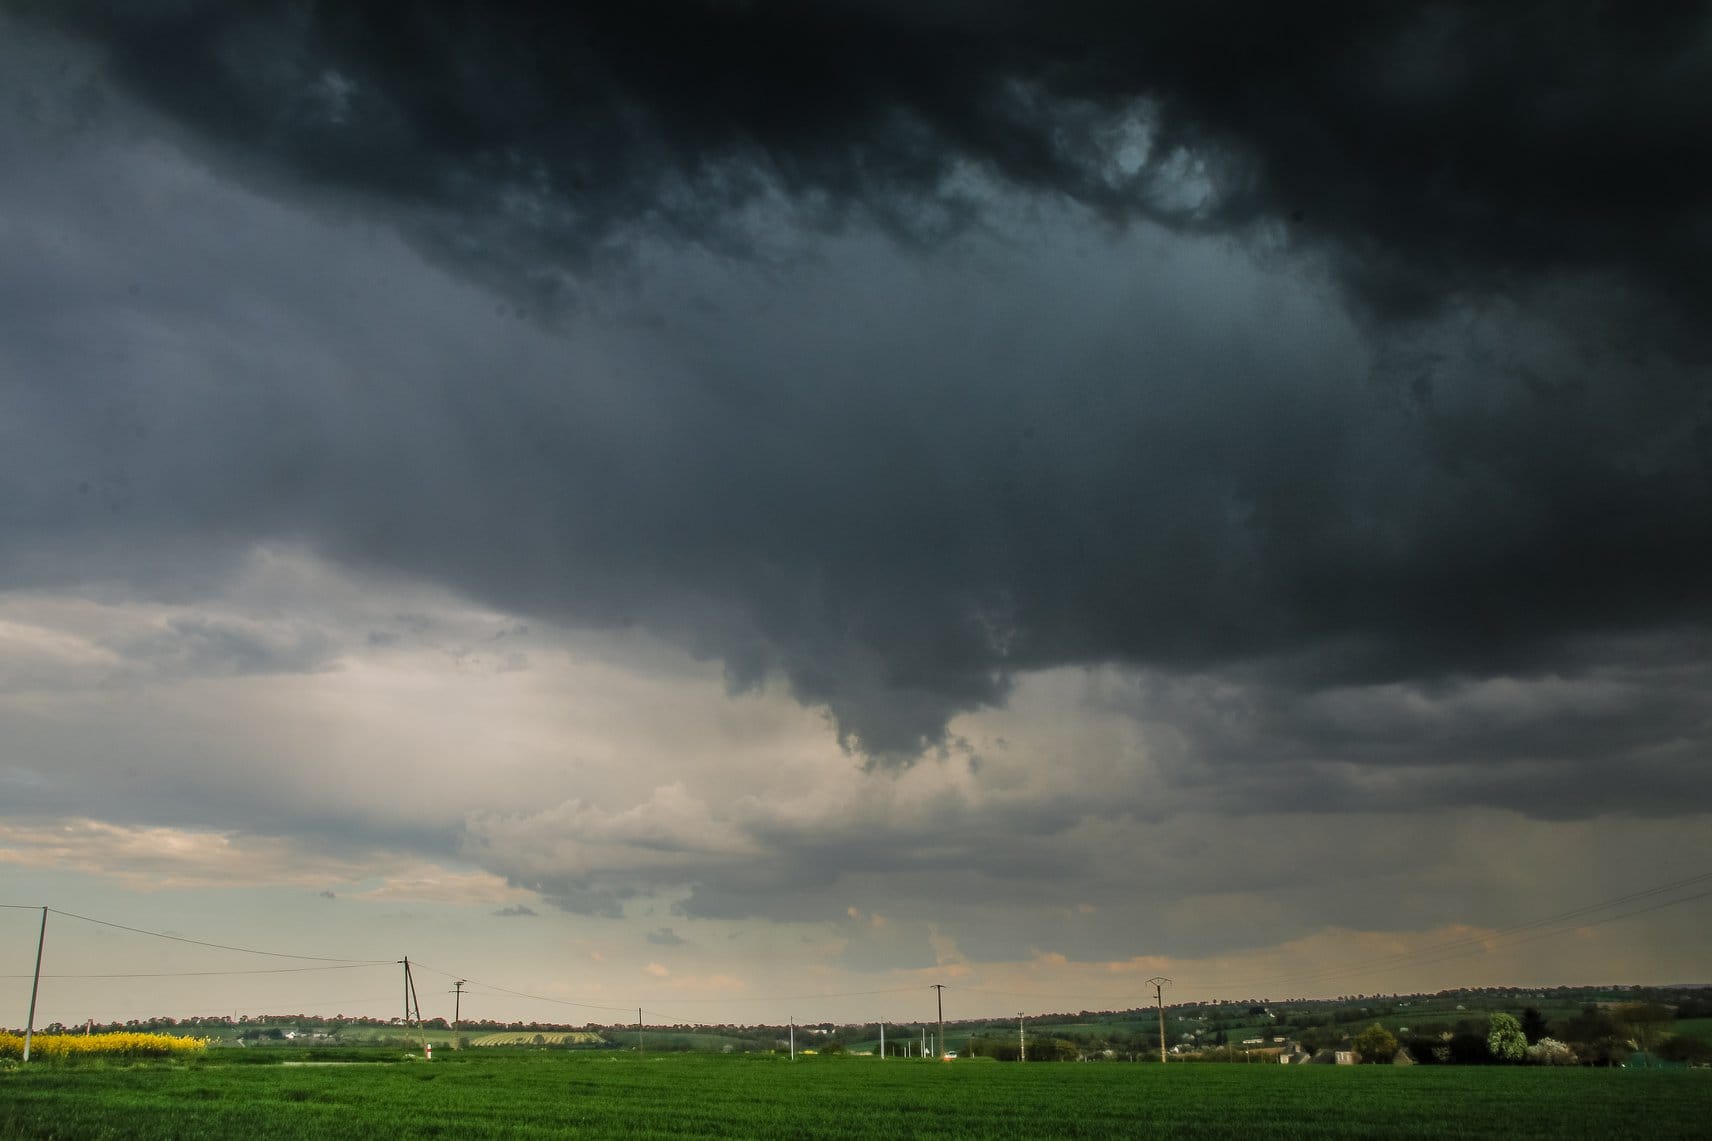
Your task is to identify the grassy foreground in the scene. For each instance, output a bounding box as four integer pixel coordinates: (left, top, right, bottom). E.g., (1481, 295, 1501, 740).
(2, 1052, 1709, 1139)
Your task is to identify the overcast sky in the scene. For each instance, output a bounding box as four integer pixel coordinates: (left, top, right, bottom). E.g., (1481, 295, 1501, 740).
(3, 1, 1710, 1029)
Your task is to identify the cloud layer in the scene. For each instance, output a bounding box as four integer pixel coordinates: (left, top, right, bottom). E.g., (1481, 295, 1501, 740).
(19, 2, 1711, 321)
(2, 4, 1709, 1011)
(8, 2, 1710, 761)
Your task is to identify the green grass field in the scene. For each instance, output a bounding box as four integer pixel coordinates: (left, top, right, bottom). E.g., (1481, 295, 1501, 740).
(1671, 1017, 1712, 1039)
(3, 1053, 1710, 1139)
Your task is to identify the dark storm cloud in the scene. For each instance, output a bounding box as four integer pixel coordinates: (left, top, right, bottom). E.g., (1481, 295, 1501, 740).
(5, 1, 1712, 770)
(16, 1, 1711, 324)
(1115, 636, 1712, 819)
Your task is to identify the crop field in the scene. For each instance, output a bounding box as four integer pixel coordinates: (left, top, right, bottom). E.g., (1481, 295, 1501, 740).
(632, 1032, 758, 1053)
(1672, 1017, 1712, 1039)
(0, 1032, 206, 1061)
(469, 1032, 606, 1047)
(3, 1053, 1710, 1139)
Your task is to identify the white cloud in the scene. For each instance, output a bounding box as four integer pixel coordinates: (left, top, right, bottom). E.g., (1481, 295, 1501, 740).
(0, 817, 528, 907)
(349, 870, 534, 907)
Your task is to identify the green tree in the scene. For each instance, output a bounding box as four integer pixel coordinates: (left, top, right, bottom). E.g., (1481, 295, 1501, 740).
(1297, 1025, 1338, 1054)
(1564, 1005, 1616, 1049)
(1519, 1007, 1550, 1045)
(1036, 1038, 1080, 1062)
(1353, 1022, 1397, 1064)
(1615, 1003, 1672, 1056)
(1487, 1013, 1526, 1062)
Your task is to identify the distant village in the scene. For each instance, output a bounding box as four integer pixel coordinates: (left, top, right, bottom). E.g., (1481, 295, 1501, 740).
(24, 983, 1710, 1068)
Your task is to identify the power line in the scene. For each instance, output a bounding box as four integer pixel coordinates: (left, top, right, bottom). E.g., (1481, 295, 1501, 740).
(956, 984, 1179, 1005)
(1, 964, 383, 979)
(1194, 872, 1712, 993)
(45, 908, 391, 964)
(204, 993, 403, 1009)
(951, 871, 1712, 1006)
(408, 960, 637, 1015)
(614, 986, 925, 1004)
(9, 869, 1710, 1023)
(1307, 870, 1712, 979)
(1318, 885, 1712, 985)
(408, 961, 918, 1020)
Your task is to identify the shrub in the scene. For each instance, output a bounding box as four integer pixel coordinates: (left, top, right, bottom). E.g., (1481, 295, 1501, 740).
(1448, 1032, 1491, 1064)
(1525, 1038, 1577, 1066)
(1403, 1035, 1448, 1064)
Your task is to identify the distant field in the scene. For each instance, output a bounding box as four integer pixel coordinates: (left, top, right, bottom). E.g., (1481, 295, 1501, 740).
(469, 1031, 605, 1047)
(245, 1025, 466, 1048)
(636, 1032, 755, 1052)
(1026, 1020, 1160, 1037)
(3, 1052, 1709, 1139)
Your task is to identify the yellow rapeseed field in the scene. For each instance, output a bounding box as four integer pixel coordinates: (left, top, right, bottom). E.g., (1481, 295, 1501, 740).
(0, 1031, 207, 1060)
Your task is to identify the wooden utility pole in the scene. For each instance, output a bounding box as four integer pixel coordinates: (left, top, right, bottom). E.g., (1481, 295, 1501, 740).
(450, 980, 465, 1048)
(399, 957, 425, 1055)
(23, 907, 46, 1063)
(637, 1009, 644, 1055)
(931, 984, 946, 1059)
(1148, 977, 1171, 1064)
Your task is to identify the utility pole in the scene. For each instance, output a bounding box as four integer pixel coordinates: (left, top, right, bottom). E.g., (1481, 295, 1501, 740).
(1147, 977, 1171, 1065)
(879, 1021, 885, 1059)
(1018, 1012, 1027, 1063)
(399, 957, 424, 1055)
(789, 1016, 795, 1061)
(450, 980, 465, 1048)
(931, 984, 945, 1059)
(637, 1009, 644, 1056)
(23, 907, 46, 1063)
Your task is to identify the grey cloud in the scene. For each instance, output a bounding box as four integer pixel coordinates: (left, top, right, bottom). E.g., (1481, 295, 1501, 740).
(16, 2, 1711, 330)
(467, 766, 1712, 963)
(0, 683, 466, 857)
(837, 915, 940, 974)
(1107, 635, 1712, 820)
(492, 904, 537, 918)
(464, 786, 761, 918)
(113, 616, 340, 679)
(3, 7, 1710, 780)
(644, 926, 686, 946)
